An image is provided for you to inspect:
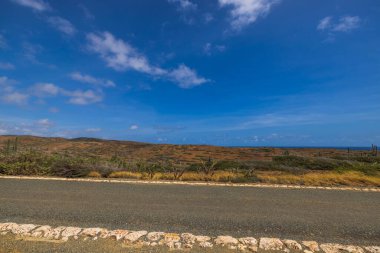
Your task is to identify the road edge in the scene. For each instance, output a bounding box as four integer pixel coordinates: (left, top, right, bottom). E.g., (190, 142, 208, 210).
(0, 175, 379, 192)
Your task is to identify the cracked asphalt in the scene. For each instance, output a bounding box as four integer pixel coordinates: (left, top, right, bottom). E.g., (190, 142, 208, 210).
(0, 178, 379, 245)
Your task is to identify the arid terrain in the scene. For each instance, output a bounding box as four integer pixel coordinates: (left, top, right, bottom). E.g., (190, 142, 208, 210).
(0, 135, 379, 187)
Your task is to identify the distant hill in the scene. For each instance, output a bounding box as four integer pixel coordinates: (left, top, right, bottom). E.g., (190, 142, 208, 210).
(0, 135, 358, 164)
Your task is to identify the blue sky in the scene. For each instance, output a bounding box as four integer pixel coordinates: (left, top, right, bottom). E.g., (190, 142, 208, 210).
(0, 0, 379, 146)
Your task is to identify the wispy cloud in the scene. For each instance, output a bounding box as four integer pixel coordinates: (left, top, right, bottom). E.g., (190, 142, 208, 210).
(30, 83, 60, 97)
(317, 16, 361, 38)
(33, 83, 103, 105)
(36, 118, 54, 128)
(70, 72, 116, 88)
(46, 16, 76, 36)
(168, 0, 197, 11)
(1, 92, 29, 105)
(10, 0, 51, 12)
(168, 64, 209, 88)
(129, 124, 139, 130)
(63, 89, 103, 105)
(0, 35, 8, 49)
(203, 43, 226, 55)
(0, 76, 27, 105)
(219, 0, 280, 31)
(86, 31, 209, 88)
(0, 76, 17, 92)
(78, 4, 95, 20)
(0, 62, 15, 70)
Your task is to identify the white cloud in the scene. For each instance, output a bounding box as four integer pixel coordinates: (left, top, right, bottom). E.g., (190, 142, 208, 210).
(49, 107, 59, 113)
(317, 16, 361, 33)
(0, 62, 15, 70)
(86, 32, 165, 75)
(10, 0, 50, 12)
(46, 16, 76, 36)
(0, 35, 7, 49)
(219, 0, 280, 31)
(86, 31, 209, 88)
(85, 128, 101, 133)
(63, 90, 103, 105)
(1, 92, 29, 105)
(0, 76, 17, 92)
(203, 43, 226, 55)
(70, 72, 115, 87)
(129, 124, 139, 130)
(22, 42, 47, 65)
(78, 4, 95, 20)
(31, 83, 60, 97)
(168, 0, 197, 11)
(317, 16, 332, 31)
(169, 64, 209, 88)
(36, 118, 53, 128)
(0, 129, 8, 135)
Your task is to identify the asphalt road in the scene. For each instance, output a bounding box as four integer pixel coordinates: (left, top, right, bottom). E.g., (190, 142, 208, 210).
(0, 178, 379, 245)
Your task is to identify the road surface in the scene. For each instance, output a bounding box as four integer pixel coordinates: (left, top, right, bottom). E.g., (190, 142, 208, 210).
(0, 178, 379, 245)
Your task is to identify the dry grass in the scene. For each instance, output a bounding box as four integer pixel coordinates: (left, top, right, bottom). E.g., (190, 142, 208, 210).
(256, 171, 380, 187)
(108, 171, 142, 179)
(105, 170, 379, 187)
(87, 171, 102, 178)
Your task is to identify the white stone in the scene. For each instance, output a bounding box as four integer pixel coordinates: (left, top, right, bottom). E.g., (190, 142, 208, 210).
(229, 245, 237, 250)
(238, 244, 248, 251)
(11, 224, 37, 235)
(364, 246, 380, 253)
(199, 241, 213, 248)
(150, 242, 158, 247)
(142, 241, 150, 246)
(80, 228, 105, 238)
(44, 226, 66, 240)
(174, 242, 182, 249)
(248, 246, 258, 252)
(163, 233, 181, 243)
(61, 227, 82, 239)
(195, 235, 211, 242)
(124, 231, 147, 243)
(165, 241, 175, 249)
(283, 240, 303, 251)
(0, 223, 19, 232)
(31, 226, 52, 238)
(105, 230, 129, 240)
(303, 241, 320, 252)
(320, 244, 364, 253)
(215, 235, 239, 245)
(239, 237, 258, 246)
(146, 232, 165, 242)
(184, 243, 193, 249)
(181, 233, 196, 244)
(259, 237, 284, 251)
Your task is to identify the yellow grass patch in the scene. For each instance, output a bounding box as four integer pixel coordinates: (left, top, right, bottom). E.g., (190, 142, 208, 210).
(108, 171, 142, 179)
(256, 171, 380, 187)
(87, 171, 102, 178)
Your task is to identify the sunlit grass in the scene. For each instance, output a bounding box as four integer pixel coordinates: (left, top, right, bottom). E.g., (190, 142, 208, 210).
(256, 171, 380, 187)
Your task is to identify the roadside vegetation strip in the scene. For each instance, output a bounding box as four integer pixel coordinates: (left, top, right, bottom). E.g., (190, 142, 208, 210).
(0, 175, 379, 192)
(0, 222, 379, 253)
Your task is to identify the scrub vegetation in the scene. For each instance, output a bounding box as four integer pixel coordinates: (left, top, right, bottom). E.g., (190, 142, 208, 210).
(0, 136, 379, 187)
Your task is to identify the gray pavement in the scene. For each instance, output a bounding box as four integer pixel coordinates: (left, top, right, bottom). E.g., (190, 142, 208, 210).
(0, 178, 379, 245)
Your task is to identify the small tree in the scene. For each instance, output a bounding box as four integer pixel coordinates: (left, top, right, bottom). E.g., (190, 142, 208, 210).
(136, 160, 162, 180)
(200, 157, 218, 176)
(165, 161, 187, 180)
